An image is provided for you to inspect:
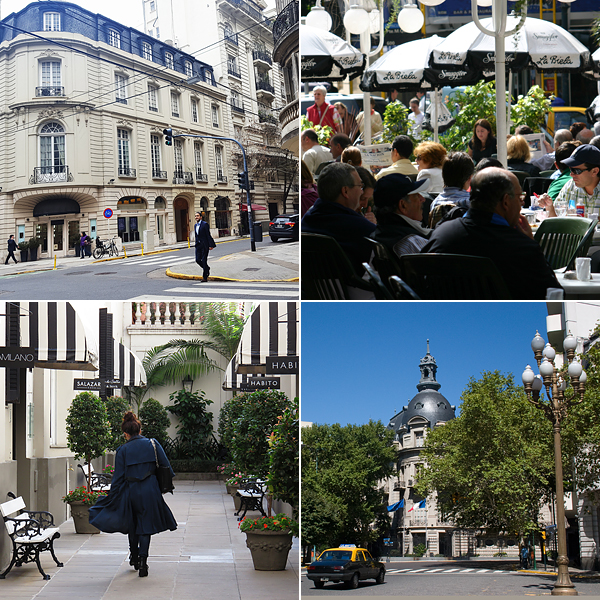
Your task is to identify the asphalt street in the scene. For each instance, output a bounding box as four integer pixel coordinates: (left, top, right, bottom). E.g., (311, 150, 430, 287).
(0, 238, 299, 300)
(301, 561, 600, 597)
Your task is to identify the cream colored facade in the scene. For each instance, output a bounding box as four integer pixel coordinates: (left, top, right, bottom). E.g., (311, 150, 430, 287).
(0, 2, 241, 262)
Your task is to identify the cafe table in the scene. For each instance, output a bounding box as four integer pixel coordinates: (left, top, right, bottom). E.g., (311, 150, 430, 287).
(554, 270, 600, 299)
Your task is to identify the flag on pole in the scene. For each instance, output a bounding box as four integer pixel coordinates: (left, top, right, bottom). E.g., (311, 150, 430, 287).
(418, 499, 427, 508)
(386, 499, 405, 512)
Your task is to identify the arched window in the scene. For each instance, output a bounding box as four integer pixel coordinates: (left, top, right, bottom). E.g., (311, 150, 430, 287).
(215, 197, 229, 211)
(39, 122, 66, 177)
(200, 197, 209, 211)
(154, 197, 166, 209)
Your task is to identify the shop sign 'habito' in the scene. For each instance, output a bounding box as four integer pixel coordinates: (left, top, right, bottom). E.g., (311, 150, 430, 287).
(266, 356, 299, 374)
(0, 347, 38, 367)
(73, 378, 122, 391)
(239, 377, 281, 391)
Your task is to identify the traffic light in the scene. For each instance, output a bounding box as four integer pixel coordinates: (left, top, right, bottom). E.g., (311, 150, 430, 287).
(163, 128, 173, 146)
(237, 171, 248, 190)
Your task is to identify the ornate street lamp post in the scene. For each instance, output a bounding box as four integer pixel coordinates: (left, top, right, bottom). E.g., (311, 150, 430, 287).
(522, 331, 586, 596)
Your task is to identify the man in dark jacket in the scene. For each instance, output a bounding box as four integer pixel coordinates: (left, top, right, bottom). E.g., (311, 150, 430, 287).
(370, 173, 431, 257)
(421, 167, 561, 299)
(194, 212, 216, 282)
(302, 162, 376, 273)
(5, 235, 17, 264)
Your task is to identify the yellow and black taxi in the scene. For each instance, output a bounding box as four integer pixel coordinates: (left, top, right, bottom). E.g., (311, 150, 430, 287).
(306, 544, 385, 589)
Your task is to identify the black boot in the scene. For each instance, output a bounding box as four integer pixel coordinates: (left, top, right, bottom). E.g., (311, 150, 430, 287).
(138, 556, 148, 577)
(129, 552, 139, 570)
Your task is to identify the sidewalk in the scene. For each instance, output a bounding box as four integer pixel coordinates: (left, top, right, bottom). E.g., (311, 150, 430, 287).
(1, 480, 299, 600)
(0, 238, 299, 283)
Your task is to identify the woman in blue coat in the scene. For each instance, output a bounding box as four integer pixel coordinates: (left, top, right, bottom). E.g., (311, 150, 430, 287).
(89, 412, 177, 577)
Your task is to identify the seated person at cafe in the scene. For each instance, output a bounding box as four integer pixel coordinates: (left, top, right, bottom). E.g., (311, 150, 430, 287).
(314, 133, 353, 177)
(421, 167, 562, 299)
(301, 128, 333, 176)
(370, 174, 431, 257)
(429, 151, 475, 228)
(376, 135, 418, 180)
(532, 128, 573, 173)
(355, 167, 377, 224)
(507, 135, 541, 177)
(302, 162, 376, 274)
(547, 141, 580, 201)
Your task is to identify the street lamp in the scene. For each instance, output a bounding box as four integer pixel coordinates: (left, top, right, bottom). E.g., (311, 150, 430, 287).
(522, 330, 586, 596)
(305, 0, 332, 31)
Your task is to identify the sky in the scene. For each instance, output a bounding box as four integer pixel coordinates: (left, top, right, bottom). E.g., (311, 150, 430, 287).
(301, 302, 553, 427)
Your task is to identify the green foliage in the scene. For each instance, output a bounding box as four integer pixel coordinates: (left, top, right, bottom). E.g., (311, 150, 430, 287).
(62, 486, 105, 506)
(139, 397, 171, 447)
(510, 86, 553, 134)
(218, 394, 245, 450)
(413, 543, 426, 558)
(301, 421, 396, 548)
(380, 101, 427, 147)
(103, 395, 130, 452)
(66, 392, 111, 492)
(301, 114, 333, 145)
(592, 16, 600, 47)
(239, 513, 299, 537)
(168, 459, 221, 472)
(203, 303, 246, 361)
(415, 371, 554, 534)
(166, 389, 216, 460)
(268, 397, 299, 516)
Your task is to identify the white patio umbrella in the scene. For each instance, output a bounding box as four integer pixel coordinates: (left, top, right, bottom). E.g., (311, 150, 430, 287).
(300, 24, 366, 82)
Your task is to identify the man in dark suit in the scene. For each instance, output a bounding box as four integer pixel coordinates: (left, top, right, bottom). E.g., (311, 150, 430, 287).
(194, 212, 215, 282)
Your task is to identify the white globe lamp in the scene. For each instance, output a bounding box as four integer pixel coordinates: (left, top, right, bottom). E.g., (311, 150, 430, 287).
(477, 0, 493, 6)
(306, 5, 333, 31)
(369, 8, 380, 34)
(343, 4, 370, 35)
(397, 4, 424, 33)
(418, 0, 444, 5)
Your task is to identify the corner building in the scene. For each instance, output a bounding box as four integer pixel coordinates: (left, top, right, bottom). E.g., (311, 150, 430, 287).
(0, 1, 238, 259)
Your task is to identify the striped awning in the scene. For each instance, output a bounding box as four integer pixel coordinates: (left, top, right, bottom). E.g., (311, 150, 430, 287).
(1, 302, 98, 370)
(114, 340, 146, 387)
(222, 302, 298, 390)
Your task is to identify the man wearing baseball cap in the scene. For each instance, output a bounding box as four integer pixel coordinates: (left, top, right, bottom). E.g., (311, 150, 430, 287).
(554, 144, 600, 215)
(370, 174, 431, 257)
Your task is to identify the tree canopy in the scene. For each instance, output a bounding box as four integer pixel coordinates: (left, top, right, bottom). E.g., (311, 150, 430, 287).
(302, 421, 396, 549)
(415, 371, 555, 534)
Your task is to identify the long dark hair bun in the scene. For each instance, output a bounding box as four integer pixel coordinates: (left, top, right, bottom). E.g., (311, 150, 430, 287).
(122, 411, 141, 435)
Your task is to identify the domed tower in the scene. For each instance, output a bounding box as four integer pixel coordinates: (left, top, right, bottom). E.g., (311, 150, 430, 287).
(386, 341, 456, 557)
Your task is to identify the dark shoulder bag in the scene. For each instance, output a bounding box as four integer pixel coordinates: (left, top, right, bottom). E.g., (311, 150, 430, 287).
(150, 438, 174, 494)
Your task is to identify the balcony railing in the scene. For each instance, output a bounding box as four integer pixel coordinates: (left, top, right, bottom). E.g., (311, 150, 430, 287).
(30, 166, 73, 184)
(273, 0, 298, 54)
(149, 106, 158, 112)
(258, 110, 278, 125)
(231, 103, 245, 114)
(152, 169, 167, 179)
(196, 170, 208, 182)
(256, 80, 275, 95)
(225, 0, 266, 24)
(116, 97, 127, 104)
(252, 49, 272, 65)
(36, 86, 65, 97)
(217, 173, 228, 183)
(224, 33, 238, 46)
(118, 167, 137, 177)
(173, 170, 194, 185)
(227, 67, 241, 78)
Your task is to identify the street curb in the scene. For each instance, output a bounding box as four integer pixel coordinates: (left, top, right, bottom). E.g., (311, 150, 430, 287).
(165, 268, 299, 283)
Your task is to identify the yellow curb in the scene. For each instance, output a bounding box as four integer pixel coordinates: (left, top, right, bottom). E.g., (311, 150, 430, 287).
(1, 267, 55, 276)
(165, 268, 298, 283)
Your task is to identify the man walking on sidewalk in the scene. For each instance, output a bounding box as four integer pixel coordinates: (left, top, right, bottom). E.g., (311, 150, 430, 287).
(194, 212, 215, 282)
(5, 235, 17, 264)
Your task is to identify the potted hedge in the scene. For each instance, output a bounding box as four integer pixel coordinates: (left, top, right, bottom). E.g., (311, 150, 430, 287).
(28, 237, 41, 261)
(65, 392, 111, 533)
(17, 240, 28, 262)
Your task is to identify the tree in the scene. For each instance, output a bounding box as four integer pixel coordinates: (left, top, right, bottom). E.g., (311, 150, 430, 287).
(104, 395, 130, 451)
(66, 392, 111, 492)
(301, 421, 396, 549)
(202, 303, 246, 361)
(139, 397, 171, 447)
(415, 371, 555, 534)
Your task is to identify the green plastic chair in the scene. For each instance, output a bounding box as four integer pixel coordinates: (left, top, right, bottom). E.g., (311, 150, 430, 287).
(399, 253, 512, 300)
(301, 233, 376, 300)
(540, 170, 557, 178)
(533, 217, 597, 270)
(510, 170, 530, 189)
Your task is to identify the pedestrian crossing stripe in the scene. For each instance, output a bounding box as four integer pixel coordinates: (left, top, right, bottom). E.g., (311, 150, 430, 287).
(370, 567, 510, 575)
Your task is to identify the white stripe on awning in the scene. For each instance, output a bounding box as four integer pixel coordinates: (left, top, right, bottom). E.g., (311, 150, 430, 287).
(222, 302, 298, 390)
(1, 302, 98, 370)
(115, 340, 146, 387)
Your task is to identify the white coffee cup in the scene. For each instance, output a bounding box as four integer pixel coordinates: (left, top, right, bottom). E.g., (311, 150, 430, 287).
(576, 257, 592, 281)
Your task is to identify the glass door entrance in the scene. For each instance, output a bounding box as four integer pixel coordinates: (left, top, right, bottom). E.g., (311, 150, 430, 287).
(52, 221, 63, 253)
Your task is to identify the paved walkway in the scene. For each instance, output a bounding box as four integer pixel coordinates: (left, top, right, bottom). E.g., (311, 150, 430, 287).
(1, 480, 299, 600)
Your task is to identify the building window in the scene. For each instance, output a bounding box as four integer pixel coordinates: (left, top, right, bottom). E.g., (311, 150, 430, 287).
(185, 61, 193, 77)
(155, 27, 160, 39)
(215, 146, 224, 178)
(224, 23, 235, 44)
(194, 142, 203, 174)
(148, 84, 158, 111)
(39, 60, 61, 95)
(117, 129, 131, 174)
(231, 91, 240, 108)
(149, 0, 156, 11)
(212, 105, 219, 127)
(43, 12, 61, 31)
(227, 55, 238, 76)
(165, 52, 174, 69)
(39, 122, 66, 175)
(142, 41, 153, 61)
(151, 134, 162, 176)
(171, 92, 180, 118)
(108, 29, 121, 48)
(191, 99, 198, 123)
(115, 73, 128, 104)
(174, 139, 183, 173)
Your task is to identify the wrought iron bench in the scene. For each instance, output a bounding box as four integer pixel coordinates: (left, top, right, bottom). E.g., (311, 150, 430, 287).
(235, 478, 268, 521)
(0, 494, 63, 580)
(78, 463, 112, 492)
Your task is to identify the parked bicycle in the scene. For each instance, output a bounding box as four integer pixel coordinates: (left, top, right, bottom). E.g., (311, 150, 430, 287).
(93, 236, 120, 259)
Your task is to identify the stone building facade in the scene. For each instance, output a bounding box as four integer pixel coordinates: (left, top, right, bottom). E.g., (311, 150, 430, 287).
(0, 1, 241, 261)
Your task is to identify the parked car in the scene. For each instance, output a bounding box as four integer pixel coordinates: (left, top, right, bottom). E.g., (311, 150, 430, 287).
(306, 545, 385, 589)
(545, 106, 590, 138)
(268, 213, 299, 242)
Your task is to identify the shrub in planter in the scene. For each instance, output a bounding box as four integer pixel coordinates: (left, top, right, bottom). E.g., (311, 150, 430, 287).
(139, 397, 171, 447)
(18, 241, 28, 262)
(28, 237, 41, 261)
(104, 395, 130, 451)
(413, 543, 426, 558)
